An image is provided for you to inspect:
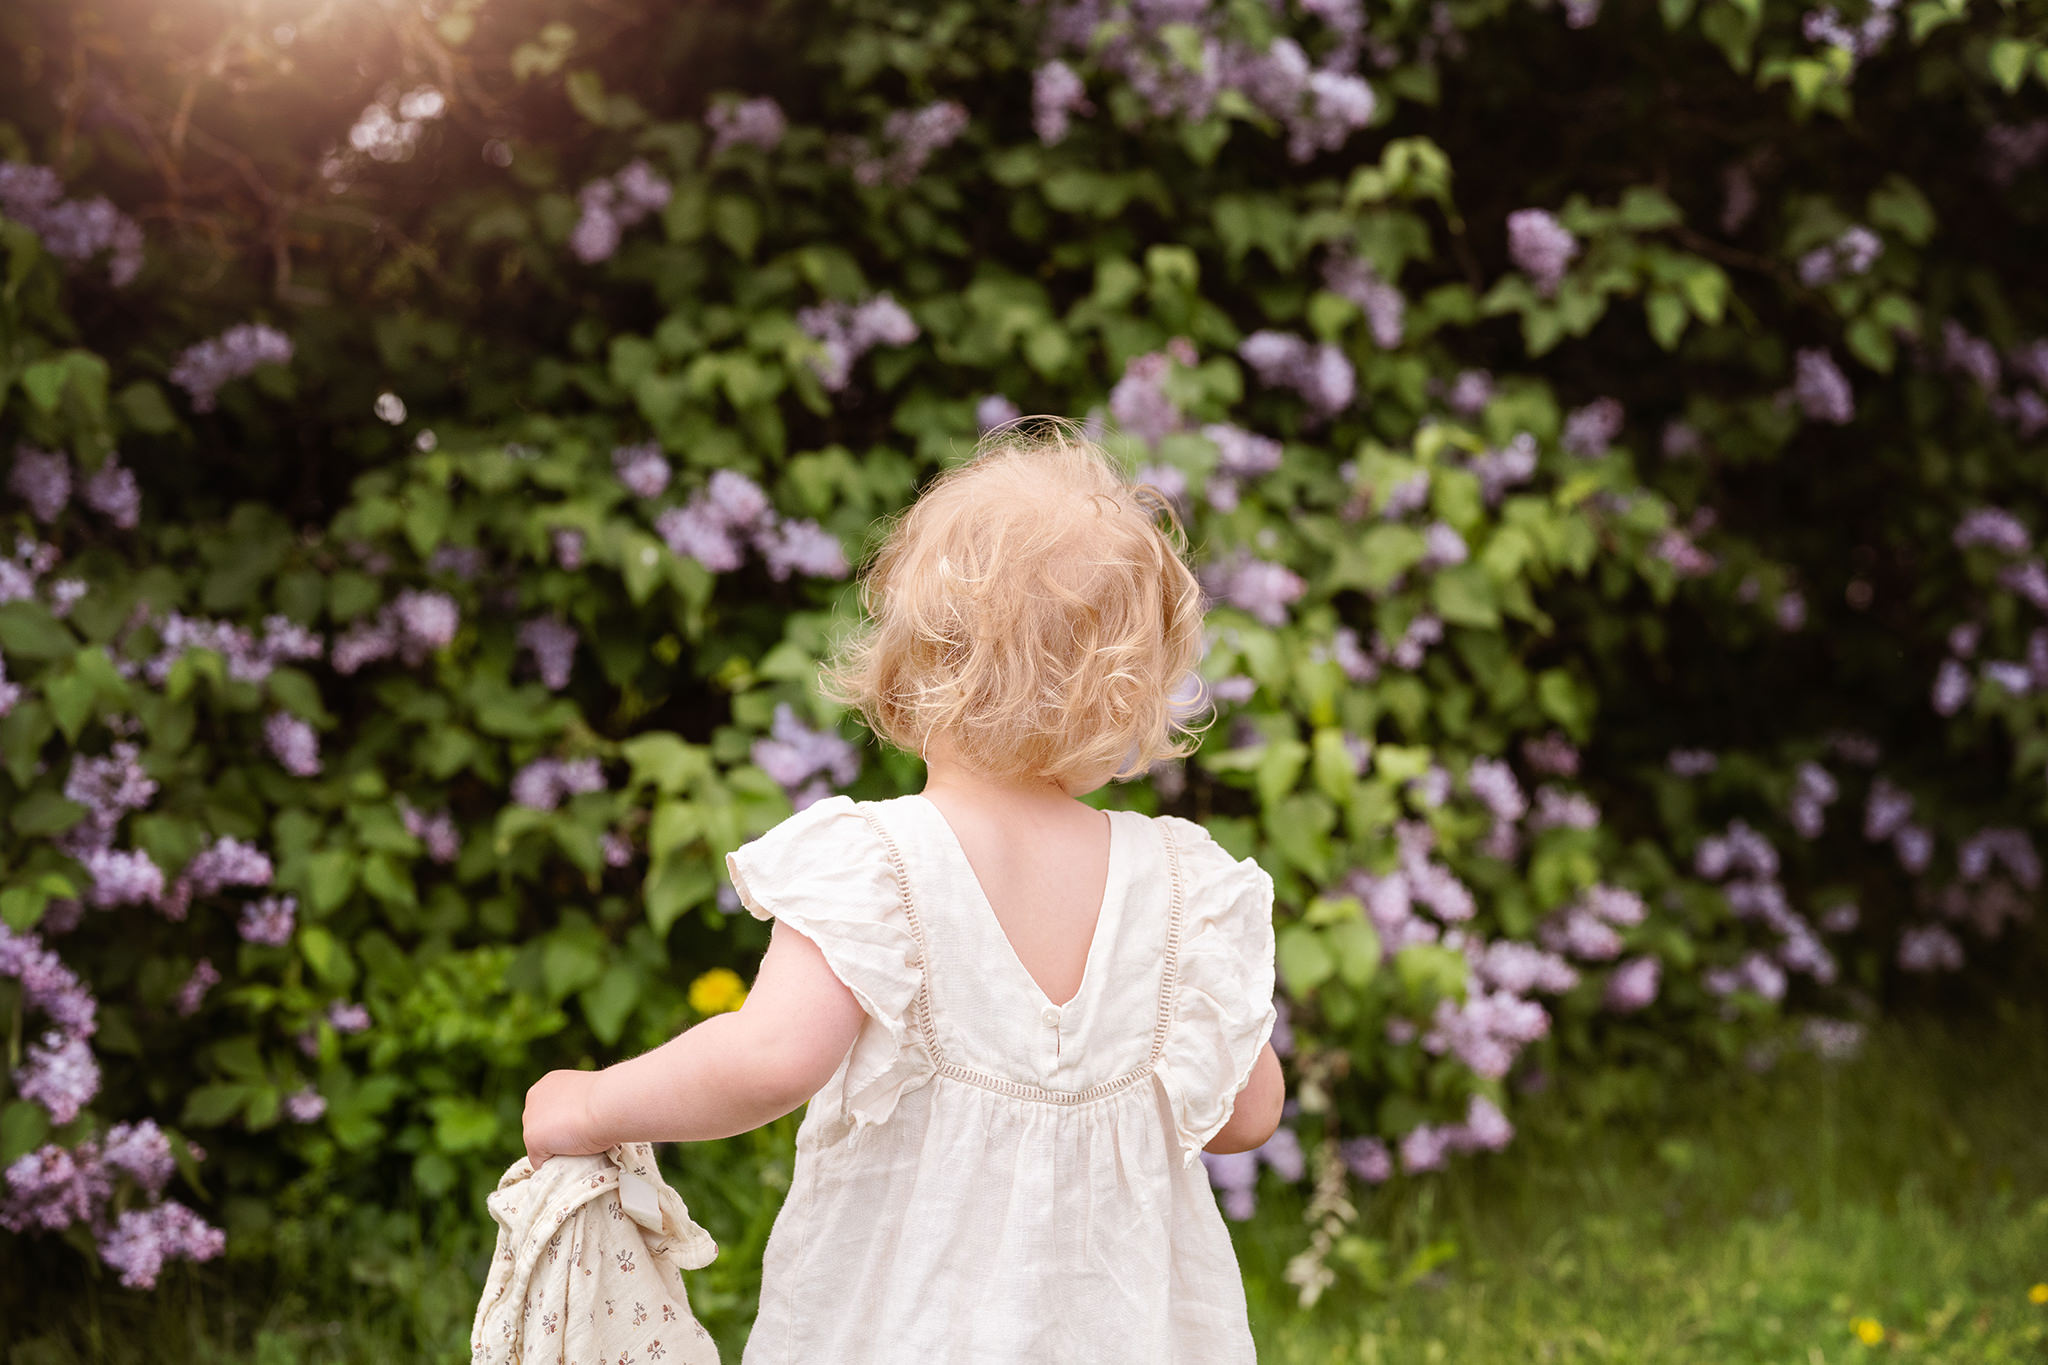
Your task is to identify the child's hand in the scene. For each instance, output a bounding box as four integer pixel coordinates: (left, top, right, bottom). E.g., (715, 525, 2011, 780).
(522, 1068, 604, 1168)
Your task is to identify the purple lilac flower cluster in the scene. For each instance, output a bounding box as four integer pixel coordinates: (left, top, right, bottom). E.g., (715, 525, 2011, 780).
(1802, 0, 1897, 65)
(1444, 369, 1495, 416)
(510, 757, 607, 812)
(399, 800, 461, 863)
(3, 1121, 221, 1287)
(1692, 815, 1841, 995)
(7, 446, 142, 529)
(166, 324, 294, 413)
(1321, 249, 1405, 350)
(1862, 776, 1933, 873)
(133, 611, 323, 688)
(1787, 759, 1840, 838)
(1389, 1096, 1515, 1176)
(1654, 525, 1717, 578)
(1506, 209, 1578, 297)
(1797, 224, 1883, 287)
(796, 293, 920, 393)
(1945, 327, 2048, 438)
(1466, 433, 1539, 505)
(1932, 586, 2048, 714)
(518, 616, 579, 691)
(1035, 2, 1374, 161)
(1561, 398, 1625, 458)
(706, 97, 788, 156)
(0, 161, 144, 285)
(158, 836, 274, 923)
(238, 896, 297, 947)
(569, 159, 673, 265)
(1904, 827, 2042, 955)
(613, 442, 672, 499)
(1326, 612, 1445, 684)
(1033, 62, 1092, 145)
(1985, 120, 2048, 186)
(976, 394, 1023, 434)
(655, 468, 847, 581)
(0, 924, 100, 1078)
(174, 959, 220, 1016)
(263, 712, 322, 777)
(1203, 553, 1307, 628)
(1202, 425, 1285, 512)
(1337, 821, 1475, 959)
(1200, 1126, 1304, 1220)
(329, 590, 461, 674)
(1538, 883, 1645, 965)
(1238, 331, 1355, 420)
(845, 102, 969, 187)
(752, 703, 861, 811)
(1107, 346, 1192, 446)
(1792, 348, 1855, 424)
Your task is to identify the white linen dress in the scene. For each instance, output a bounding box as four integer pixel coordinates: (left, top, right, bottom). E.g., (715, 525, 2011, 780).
(724, 791, 1278, 1364)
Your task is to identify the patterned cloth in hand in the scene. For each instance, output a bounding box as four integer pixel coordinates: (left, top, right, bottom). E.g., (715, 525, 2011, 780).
(472, 1141, 720, 1365)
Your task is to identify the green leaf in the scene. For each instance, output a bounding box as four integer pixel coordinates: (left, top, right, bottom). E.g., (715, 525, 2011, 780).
(1393, 943, 1469, 1002)
(622, 733, 708, 795)
(1431, 564, 1501, 629)
(1, 1100, 52, 1164)
(541, 933, 606, 999)
(1537, 668, 1593, 741)
(117, 381, 179, 435)
(212, 1035, 268, 1082)
(0, 602, 76, 659)
(1330, 916, 1382, 988)
(580, 962, 643, 1045)
(1276, 923, 1336, 995)
(1646, 289, 1688, 350)
(1254, 737, 1310, 810)
(1310, 727, 1359, 802)
(1989, 38, 2031, 93)
(427, 1096, 500, 1153)
(645, 858, 715, 936)
(299, 924, 357, 988)
(10, 789, 85, 838)
(1341, 524, 1429, 595)
(564, 68, 610, 124)
(1867, 176, 1936, 246)
(182, 1083, 255, 1128)
(1616, 187, 1681, 231)
(304, 849, 358, 914)
(1373, 744, 1434, 784)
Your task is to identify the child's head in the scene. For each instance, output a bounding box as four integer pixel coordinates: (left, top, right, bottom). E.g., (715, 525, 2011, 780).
(823, 418, 1208, 794)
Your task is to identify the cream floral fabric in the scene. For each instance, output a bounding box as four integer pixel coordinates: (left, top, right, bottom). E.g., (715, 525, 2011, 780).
(472, 1141, 721, 1365)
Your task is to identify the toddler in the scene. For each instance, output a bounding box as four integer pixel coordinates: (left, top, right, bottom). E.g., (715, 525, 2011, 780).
(522, 422, 1284, 1362)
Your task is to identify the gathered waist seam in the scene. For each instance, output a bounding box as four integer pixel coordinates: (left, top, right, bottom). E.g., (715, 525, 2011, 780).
(858, 803, 1190, 1108)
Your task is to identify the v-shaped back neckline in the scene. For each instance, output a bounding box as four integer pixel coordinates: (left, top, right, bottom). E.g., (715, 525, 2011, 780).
(907, 792, 1127, 1013)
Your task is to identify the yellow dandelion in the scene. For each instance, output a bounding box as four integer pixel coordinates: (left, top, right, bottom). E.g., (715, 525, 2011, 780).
(688, 967, 748, 1015)
(2029, 1283, 2048, 1305)
(1850, 1317, 1884, 1346)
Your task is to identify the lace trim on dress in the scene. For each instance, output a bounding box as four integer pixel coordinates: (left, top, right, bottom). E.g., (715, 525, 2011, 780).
(860, 805, 1188, 1108)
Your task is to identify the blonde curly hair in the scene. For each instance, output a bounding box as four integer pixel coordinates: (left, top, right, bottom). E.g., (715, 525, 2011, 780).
(820, 418, 1210, 789)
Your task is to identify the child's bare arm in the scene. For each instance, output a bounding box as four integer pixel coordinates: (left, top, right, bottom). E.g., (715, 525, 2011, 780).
(522, 919, 865, 1163)
(1201, 1042, 1285, 1155)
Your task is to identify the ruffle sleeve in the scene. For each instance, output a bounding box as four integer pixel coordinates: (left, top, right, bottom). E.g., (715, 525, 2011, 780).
(725, 794, 933, 1131)
(1152, 816, 1279, 1169)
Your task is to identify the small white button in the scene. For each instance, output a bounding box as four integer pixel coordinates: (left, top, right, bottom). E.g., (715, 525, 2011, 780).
(1040, 1007, 1061, 1026)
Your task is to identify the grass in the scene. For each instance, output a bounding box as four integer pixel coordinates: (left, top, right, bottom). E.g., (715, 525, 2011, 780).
(1240, 999, 2048, 1363)
(6, 1002, 2046, 1363)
